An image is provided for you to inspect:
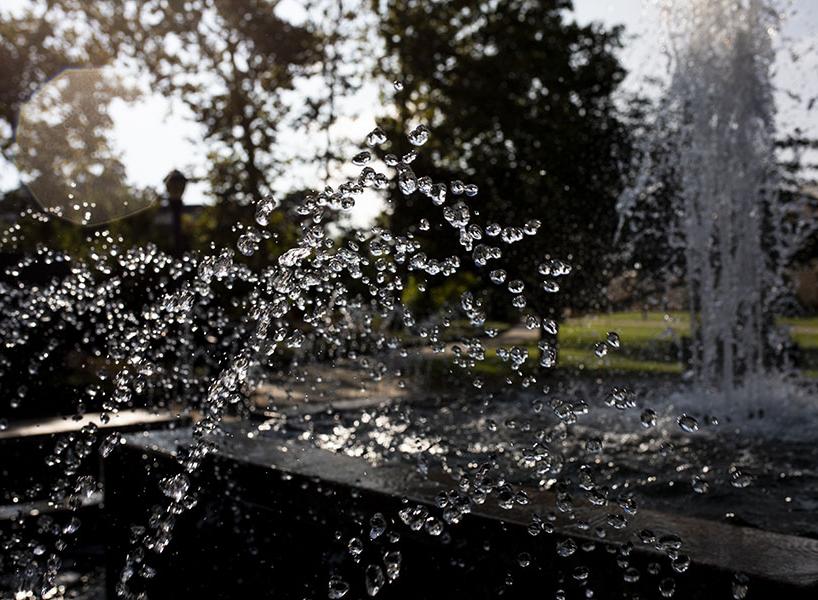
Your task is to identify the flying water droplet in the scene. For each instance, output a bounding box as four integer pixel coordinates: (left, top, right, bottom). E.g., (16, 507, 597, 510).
(606, 331, 620, 348)
(366, 127, 387, 146)
(352, 151, 372, 166)
(328, 577, 350, 599)
(348, 537, 364, 558)
(732, 574, 749, 599)
(255, 195, 278, 226)
(640, 408, 656, 428)
(398, 170, 417, 195)
(691, 475, 710, 494)
(659, 577, 676, 598)
(556, 538, 577, 557)
(490, 269, 507, 284)
(370, 513, 387, 539)
(407, 125, 430, 146)
(160, 474, 189, 502)
(365, 564, 385, 596)
(508, 280, 524, 294)
(543, 319, 558, 335)
(677, 414, 699, 433)
(729, 465, 753, 488)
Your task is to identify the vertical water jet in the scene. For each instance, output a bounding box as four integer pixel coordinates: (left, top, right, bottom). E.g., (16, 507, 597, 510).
(621, 0, 785, 395)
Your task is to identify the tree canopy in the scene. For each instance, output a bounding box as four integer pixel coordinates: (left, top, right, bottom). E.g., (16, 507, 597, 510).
(374, 0, 628, 320)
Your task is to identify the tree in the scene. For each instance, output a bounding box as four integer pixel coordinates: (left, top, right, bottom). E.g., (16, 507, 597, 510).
(122, 0, 320, 205)
(374, 0, 627, 323)
(15, 68, 147, 225)
(0, 1, 333, 210)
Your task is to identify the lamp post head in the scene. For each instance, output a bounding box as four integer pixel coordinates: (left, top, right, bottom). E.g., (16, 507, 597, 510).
(164, 169, 188, 202)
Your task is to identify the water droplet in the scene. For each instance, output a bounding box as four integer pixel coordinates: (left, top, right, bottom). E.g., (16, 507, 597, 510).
(556, 538, 577, 557)
(659, 577, 676, 597)
(671, 554, 690, 573)
(490, 269, 507, 284)
(691, 475, 710, 494)
(508, 280, 524, 294)
(606, 331, 620, 348)
(424, 516, 443, 536)
(640, 408, 657, 428)
(370, 513, 387, 539)
(732, 573, 749, 599)
(328, 577, 350, 599)
(237, 229, 260, 256)
(543, 319, 558, 335)
(365, 564, 385, 596)
(407, 125, 430, 146)
(677, 414, 699, 433)
(352, 151, 372, 166)
(729, 465, 753, 488)
(348, 537, 364, 558)
(160, 474, 189, 502)
(398, 170, 417, 195)
(501, 227, 524, 244)
(443, 202, 469, 227)
(255, 194, 279, 226)
(100, 433, 124, 458)
(586, 438, 603, 454)
(366, 127, 387, 146)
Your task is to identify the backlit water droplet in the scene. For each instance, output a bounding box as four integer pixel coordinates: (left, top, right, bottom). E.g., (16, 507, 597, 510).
(677, 414, 699, 433)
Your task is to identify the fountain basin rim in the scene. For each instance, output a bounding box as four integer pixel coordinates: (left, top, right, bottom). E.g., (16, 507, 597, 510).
(114, 426, 818, 591)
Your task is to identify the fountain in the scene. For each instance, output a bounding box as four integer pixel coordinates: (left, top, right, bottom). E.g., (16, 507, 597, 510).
(1, 1, 818, 599)
(618, 0, 791, 397)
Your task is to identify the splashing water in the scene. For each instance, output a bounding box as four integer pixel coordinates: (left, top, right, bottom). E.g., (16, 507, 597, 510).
(2, 11, 817, 596)
(619, 0, 800, 401)
(2, 107, 590, 596)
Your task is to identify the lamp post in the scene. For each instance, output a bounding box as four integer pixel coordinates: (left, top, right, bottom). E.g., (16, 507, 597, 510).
(164, 169, 188, 256)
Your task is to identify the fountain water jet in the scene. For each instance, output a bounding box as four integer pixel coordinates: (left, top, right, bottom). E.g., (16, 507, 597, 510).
(621, 0, 790, 399)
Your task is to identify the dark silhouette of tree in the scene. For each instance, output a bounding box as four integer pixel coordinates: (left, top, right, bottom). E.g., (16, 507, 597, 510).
(373, 0, 628, 322)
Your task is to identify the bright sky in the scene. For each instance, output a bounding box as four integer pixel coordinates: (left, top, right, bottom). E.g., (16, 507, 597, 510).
(1, 0, 816, 227)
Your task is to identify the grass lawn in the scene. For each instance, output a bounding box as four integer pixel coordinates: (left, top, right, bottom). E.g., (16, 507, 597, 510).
(443, 312, 818, 380)
(557, 311, 818, 375)
(426, 312, 818, 380)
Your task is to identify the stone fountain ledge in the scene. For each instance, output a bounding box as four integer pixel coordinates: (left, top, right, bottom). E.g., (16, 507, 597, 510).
(103, 426, 818, 599)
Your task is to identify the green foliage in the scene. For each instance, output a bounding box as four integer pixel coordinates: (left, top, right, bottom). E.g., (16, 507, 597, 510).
(375, 0, 628, 321)
(124, 0, 319, 204)
(0, 0, 331, 254)
(402, 271, 478, 316)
